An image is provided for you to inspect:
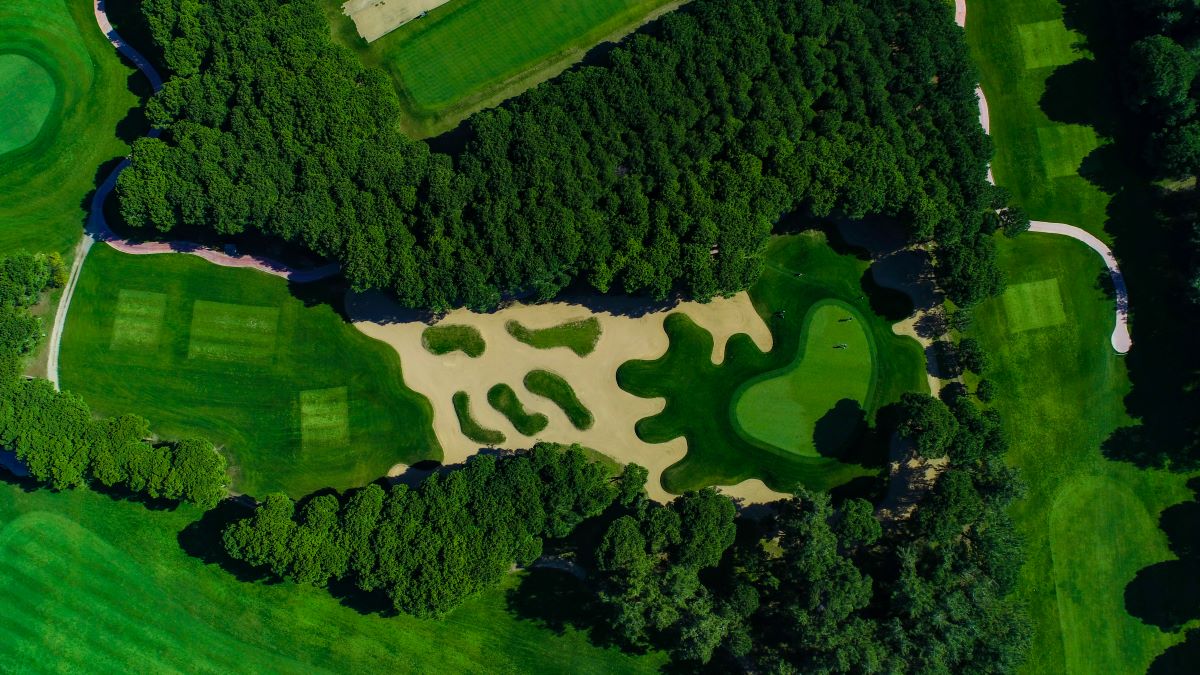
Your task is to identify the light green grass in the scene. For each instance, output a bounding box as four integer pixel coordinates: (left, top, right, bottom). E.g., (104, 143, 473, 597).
(0, 0, 142, 255)
(324, 0, 680, 136)
(452, 391, 506, 445)
(524, 370, 593, 430)
(1017, 20, 1081, 70)
(1036, 125, 1100, 179)
(1002, 278, 1067, 333)
(732, 301, 873, 458)
(970, 234, 1191, 674)
(422, 324, 485, 357)
(506, 317, 601, 356)
(487, 383, 549, 436)
(618, 232, 927, 494)
(60, 246, 441, 498)
(0, 54, 55, 154)
(0, 483, 665, 672)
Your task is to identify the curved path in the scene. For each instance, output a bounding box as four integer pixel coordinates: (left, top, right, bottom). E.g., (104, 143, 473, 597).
(955, 0, 1131, 354)
(47, 2, 341, 389)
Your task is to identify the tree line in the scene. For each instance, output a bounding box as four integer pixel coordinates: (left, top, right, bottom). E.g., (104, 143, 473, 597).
(120, 0, 1007, 310)
(0, 253, 227, 509)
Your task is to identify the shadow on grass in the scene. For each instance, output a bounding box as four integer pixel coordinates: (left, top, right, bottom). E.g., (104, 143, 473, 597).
(1149, 628, 1200, 675)
(504, 568, 631, 650)
(1125, 479, 1200, 633)
(813, 399, 867, 460)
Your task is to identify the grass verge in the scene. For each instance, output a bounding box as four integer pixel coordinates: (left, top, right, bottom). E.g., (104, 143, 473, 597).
(524, 370, 593, 430)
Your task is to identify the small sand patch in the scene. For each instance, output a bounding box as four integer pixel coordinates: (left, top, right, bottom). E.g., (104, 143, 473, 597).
(350, 291, 781, 503)
(341, 0, 452, 42)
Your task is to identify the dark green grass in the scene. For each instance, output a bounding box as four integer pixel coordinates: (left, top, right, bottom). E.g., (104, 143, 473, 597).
(452, 391, 506, 445)
(732, 300, 873, 458)
(487, 383, 549, 436)
(0, 481, 665, 672)
(970, 234, 1191, 674)
(618, 232, 927, 495)
(422, 324, 486, 357)
(965, 0, 1116, 238)
(0, 54, 55, 154)
(0, 0, 142, 255)
(506, 317, 602, 356)
(323, 0, 680, 137)
(524, 370, 593, 430)
(59, 247, 441, 498)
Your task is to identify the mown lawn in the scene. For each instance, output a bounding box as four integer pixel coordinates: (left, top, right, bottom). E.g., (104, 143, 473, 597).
(0, 0, 142, 256)
(618, 232, 927, 494)
(323, 0, 681, 136)
(0, 480, 665, 672)
(59, 247, 441, 498)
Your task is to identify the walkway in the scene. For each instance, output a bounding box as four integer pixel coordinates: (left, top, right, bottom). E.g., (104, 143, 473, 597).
(47, 2, 341, 389)
(955, 0, 1131, 354)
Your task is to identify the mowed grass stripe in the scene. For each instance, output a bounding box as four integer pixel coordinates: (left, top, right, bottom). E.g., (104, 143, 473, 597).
(1002, 277, 1067, 333)
(1016, 19, 1080, 70)
(301, 386, 351, 451)
(188, 300, 280, 363)
(110, 289, 168, 349)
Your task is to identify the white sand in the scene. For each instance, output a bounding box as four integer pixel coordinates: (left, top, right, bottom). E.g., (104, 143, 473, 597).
(350, 291, 791, 503)
(341, 0, 453, 43)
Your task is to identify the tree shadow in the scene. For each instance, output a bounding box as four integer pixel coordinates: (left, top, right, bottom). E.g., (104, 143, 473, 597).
(504, 568, 629, 649)
(1125, 479, 1200, 632)
(1149, 628, 1200, 675)
(176, 497, 272, 584)
(1040, 58, 1117, 136)
(813, 399, 867, 460)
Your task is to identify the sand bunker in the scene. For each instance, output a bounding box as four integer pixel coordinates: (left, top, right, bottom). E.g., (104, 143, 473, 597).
(350, 291, 788, 503)
(341, 0, 452, 42)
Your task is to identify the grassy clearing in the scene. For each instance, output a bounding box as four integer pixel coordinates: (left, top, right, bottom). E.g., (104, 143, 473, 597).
(506, 317, 601, 356)
(452, 391, 505, 445)
(0, 0, 142, 255)
(732, 300, 873, 459)
(0, 480, 665, 672)
(618, 232, 926, 494)
(487, 383, 549, 436)
(323, 0, 680, 136)
(422, 324, 485, 357)
(60, 247, 441, 498)
(970, 234, 1190, 674)
(524, 370, 593, 430)
(0, 54, 55, 154)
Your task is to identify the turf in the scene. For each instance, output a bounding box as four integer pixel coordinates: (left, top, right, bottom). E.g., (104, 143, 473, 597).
(0, 54, 55, 154)
(323, 0, 680, 136)
(524, 370, 593, 431)
(59, 247, 441, 498)
(1016, 19, 1081, 70)
(618, 232, 927, 494)
(0, 480, 666, 672)
(732, 300, 873, 458)
(422, 324, 485, 357)
(0, 0, 143, 255)
(487, 383, 549, 436)
(1001, 278, 1067, 333)
(506, 317, 601, 356)
(452, 391, 506, 445)
(970, 234, 1191, 674)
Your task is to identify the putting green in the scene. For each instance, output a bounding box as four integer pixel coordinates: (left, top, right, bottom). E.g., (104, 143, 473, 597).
(0, 53, 55, 155)
(732, 301, 874, 458)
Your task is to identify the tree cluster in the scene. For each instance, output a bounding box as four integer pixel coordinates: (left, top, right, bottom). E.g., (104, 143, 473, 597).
(222, 444, 635, 617)
(120, 0, 1003, 309)
(0, 253, 227, 509)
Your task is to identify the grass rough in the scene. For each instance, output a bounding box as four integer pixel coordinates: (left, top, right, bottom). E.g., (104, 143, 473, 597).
(452, 391, 505, 445)
(524, 370, 594, 430)
(487, 383, 549, 436)
(506, 317, 601, 356)
(422, 324, 486, 357)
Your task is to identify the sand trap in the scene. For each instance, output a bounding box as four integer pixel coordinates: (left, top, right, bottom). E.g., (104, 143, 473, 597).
(350, 291, 786, 503)
(341, 0, 453, 43)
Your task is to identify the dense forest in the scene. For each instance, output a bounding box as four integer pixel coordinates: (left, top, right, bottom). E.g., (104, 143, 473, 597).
(221, 394, 1029, 670)
(0, 253, 228, 508)
(119, 0, 1004, 310)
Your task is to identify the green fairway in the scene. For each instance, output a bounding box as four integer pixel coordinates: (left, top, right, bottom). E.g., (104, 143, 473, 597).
(506, 317, 601, 356)
(453, 391, 506, 445)
(423, 324, 485, 357)
(619, 232, 926, 494)
(0, 0, 141, 255)
(59, 247, 442, 497)
(970, 234, 1190, 674)
(524, 370, 593, 431)
(0, 54, 55, 154)
(324, 0, 679, 136)
(0, 482, 665, 672)
(732, 301, 873, 458)
(487, 383, 549, 436)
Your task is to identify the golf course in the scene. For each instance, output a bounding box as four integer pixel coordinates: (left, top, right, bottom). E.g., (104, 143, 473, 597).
(2, 0, 1195, 670)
